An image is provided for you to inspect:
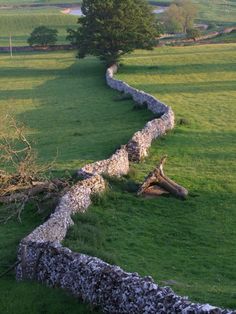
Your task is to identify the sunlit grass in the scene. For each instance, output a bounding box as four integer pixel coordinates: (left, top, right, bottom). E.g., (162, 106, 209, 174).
(0, 51, 152, 170)
(0, 8, 77, 46)
(65, 44, 236, 309)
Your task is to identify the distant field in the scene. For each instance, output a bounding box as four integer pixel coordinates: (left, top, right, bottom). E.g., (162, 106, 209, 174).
(196, 0, 236, 25)
(64, 44, 236, 309)
(209, 30, 236, 43)
(0, 8, 77, 46)
(151, 0, 236, 25)
(0, 0, 235, 47)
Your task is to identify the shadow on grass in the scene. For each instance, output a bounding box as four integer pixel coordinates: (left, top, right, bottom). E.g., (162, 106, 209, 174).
(4, 55, 153, 169)
(3, 79, 234, 101)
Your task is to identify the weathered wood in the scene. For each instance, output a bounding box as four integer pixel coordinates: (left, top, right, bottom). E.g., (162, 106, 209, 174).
(142, 185, 169, 198)
(0, 179, 68, 204)
(137, 156, 188, 199)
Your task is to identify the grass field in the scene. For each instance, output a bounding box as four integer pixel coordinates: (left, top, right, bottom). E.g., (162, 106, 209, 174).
(0, 7, 77, 46)
(0, 0, 236, 47)
(151, 0, 236, 28)
(0, 52, 152, 169)
(0, 50, 153, 313)
(63, 44, 236, 310)
(0, 4, 235, 314)
(196, 0, 236, 25)
(0, 18, 236, 314)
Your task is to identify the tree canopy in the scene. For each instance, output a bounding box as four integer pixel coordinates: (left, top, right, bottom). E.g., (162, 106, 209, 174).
(163, 0, 197, 34)
(67, 0, 160, 65)
(28, 26, 58, 47)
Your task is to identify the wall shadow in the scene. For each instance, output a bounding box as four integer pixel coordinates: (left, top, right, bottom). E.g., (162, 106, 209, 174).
(11, 56, 153, 170)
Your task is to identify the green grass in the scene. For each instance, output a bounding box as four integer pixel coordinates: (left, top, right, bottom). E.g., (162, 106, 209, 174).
(64, 44, 236, 310)
(0, 8, 77, 46)
(0, 50, 153, 313)
(0, 206, 100, 314)
(151, 0, 236, 24)
(196, 0, 236, 25)
(0, 44, 235, 313)
(151, 0, 236, 23)
(0, 0, 236, 48)
(0, 51, 152, 170)
(207, 30, 236, 43)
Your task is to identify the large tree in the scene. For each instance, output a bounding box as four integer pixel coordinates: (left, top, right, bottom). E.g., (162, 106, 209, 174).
(176, 0, 198, 33)
(163, 0, 197, 34)
(163, 3, 184, 33)
(67, 0, 160, 66)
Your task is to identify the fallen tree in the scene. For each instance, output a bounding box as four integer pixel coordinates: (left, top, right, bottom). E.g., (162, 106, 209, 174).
(0, 116, 69, 223)
(137, 156, 188, 199)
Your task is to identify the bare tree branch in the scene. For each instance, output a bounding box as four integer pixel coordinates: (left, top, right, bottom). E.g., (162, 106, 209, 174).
(0, 115, 69, 223)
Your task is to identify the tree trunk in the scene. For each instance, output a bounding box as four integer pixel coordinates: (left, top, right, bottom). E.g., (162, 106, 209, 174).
(137, 156, 188, 199)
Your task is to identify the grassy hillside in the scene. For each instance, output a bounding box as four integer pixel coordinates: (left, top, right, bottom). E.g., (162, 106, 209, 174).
(0, 51, 153, 313)
(64, 44, 236, 310)
(0, 8, 77, 46)
(151, 0, 236, 26)
(0, 0, 235, 47)
(196, 0, 236, 25)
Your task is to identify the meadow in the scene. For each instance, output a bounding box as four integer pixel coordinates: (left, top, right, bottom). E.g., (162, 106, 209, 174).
(196, 0, 236, 25)
(0, 50, 152, 313)
(0, 1, 236, 312)
(64, 44, 236, 309)
(150, 0, 236, 27)
(0, 7, 77, 47)
(0, 0, 236, 47)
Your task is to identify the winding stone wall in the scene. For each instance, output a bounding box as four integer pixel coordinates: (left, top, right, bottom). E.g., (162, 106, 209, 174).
(22, 174, 106, 244)
(16, 64, 236, 314)
(106, 64, 174, 161)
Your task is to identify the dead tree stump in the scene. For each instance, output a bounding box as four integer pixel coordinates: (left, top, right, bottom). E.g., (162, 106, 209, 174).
(137, 156, 188, 199)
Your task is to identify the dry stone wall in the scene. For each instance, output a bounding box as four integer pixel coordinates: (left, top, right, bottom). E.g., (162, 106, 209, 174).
(22, 174, 106, 244)
(106, 64, 174, 161)
(16, 64, 236, 314)
(77, 147, 129, 179)
(17, 241, 236, 314)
